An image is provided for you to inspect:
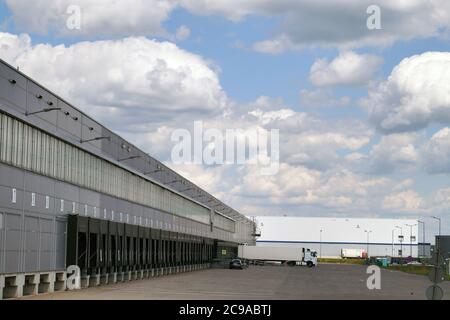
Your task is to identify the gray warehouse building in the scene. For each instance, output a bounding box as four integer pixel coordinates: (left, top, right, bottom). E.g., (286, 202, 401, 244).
(0, 59, 256, 299)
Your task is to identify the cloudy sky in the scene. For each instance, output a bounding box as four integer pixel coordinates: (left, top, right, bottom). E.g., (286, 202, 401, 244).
(0, 1, 449, 240)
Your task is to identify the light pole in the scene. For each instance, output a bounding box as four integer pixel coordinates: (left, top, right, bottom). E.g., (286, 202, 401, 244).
(391, 229, 395, 257)
(432, 216, 441, 236)
(319, 229, 323, 259)
(395, 226, 403, 259)
(364, 230, 372, 257)
(418, 220, 425, 258)
(405, 223, 417, 258)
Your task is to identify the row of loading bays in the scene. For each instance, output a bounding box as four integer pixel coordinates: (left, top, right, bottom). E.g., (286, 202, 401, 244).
(67, 215, 216, 285)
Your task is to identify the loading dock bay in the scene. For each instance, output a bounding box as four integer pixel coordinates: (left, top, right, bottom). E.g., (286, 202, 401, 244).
(18, 264, 450, 300)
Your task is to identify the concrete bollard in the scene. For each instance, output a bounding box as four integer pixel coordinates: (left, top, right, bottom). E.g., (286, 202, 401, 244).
(108, 273, 117, 284)
(80, 275, 90, 289)
(100, 274, 109, 286)
(39, 272, 55, 294)
(3, 274, 25, 299)
(89, 274, 100, 287)
(23, 274, 40, 296)
(54, 272, 67, 291)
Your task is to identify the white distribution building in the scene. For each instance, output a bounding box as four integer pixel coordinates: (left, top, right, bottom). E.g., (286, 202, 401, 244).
(255, 216, 421, 258)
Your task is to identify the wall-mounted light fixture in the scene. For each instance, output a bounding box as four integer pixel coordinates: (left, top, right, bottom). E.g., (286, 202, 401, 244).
(191, 192, 206, 199)
(25, 107, 62, 116)
(144, 163, 163, 175)
(164, 179, 182, 185)
(9, 79, 16, 84)
(179, 186, 194, 193)
(80, 136, 110, 143)
(144, 168, 162, 175)
(35, 94, 43, 99)
(118, 155, 141, 162)
(72, 116, 78, 121)
(47, 101, 54, 106)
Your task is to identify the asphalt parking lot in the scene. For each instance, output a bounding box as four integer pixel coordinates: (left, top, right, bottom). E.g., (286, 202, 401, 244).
(19, 264, 450, 300)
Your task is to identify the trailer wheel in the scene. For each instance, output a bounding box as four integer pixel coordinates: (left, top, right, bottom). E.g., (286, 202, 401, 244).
(307, 261, 313, 268)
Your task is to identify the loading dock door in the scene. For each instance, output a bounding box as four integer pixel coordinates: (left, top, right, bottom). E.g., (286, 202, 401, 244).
(67, 215, 89, 275)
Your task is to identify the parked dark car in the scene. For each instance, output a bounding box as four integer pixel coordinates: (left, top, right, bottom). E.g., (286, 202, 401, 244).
(229, 259, 244, 270)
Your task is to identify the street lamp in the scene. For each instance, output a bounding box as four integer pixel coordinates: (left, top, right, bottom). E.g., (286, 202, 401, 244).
(395, 226, 403, 261)
(432, 216, 441, 236)
(405, 223, 417, 258)
(364, 230, 372, 257)
(418, 220, 425, 258)
(319, 229, 324, 259)
(391, 229, 395, 257)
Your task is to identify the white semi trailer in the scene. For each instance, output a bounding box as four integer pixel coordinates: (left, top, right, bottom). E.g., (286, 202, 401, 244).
(238, 245, 317, 267)
(341, 248, 367, 259)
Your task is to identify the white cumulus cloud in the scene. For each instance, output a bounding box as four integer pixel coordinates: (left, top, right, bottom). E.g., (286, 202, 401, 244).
(5, 0, 177, 37)
(299, 88, 351, 108)
(363, 51, 450, 133)
(383, 190, 424, 212)
(368, 133, 419, 174)
(309, 51, 382, 87)
(5, 0, 450, 52)
(422, 127, 450, 174)
(181, 0, 450, 52)
(0, 32, 227, 128)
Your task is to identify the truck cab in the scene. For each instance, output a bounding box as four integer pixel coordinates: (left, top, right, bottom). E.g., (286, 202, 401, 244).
(303, 248, 318, 267)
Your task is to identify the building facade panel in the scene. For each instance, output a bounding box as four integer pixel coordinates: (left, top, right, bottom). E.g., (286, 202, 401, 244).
(3, 211, 22, 273)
